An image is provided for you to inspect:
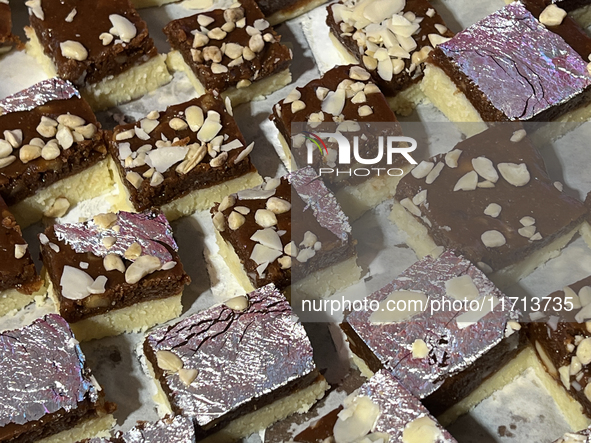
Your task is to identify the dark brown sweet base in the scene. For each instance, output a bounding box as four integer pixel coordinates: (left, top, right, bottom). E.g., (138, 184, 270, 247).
(109, 94, 256, 212)
(143, 340, 321, 438)
(163, 0, 291, 93)
(326, 0, 453, 97)
(256, 0, 324, 20)
(40, 226, 190, 323)
(0, 200, 40, 293)
(0, 2, 19, 54)
(341, 322, 527, 416)
(28, 0, 158, 86)
(0, 98, 107, 207)
(0, 395, 114, 443)
(527, 277, 591, 418)
(293, 406, 342, 443)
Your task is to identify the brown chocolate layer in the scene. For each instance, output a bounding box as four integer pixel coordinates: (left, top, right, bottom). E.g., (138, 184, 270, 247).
(0, 197, 39, 293)
(212, 172, 356, 290)
(108, 93, 256, 212)
(0, 2, 18, 52)
(163, 0, 292, 93)
(394, 124, 588, 273)
(40, 216, 190, 324)
(28, 0, 158, 86)
(527, 276, 591, 418)
(326, 0, 453, 98)
(0, 97, 107, 206)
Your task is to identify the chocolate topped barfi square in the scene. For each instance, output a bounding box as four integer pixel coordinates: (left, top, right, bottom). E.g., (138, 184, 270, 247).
(143, 284, 328, 441)
(270, 64, 407, 219)
(164, 0, 293, 105)
(210, 167, 360, 297)
(0, 0, 18, 56)
(527, 276, 591, 419)
(391, 124, 588, 288)
(0, 314, 115, 442)
(342, 250, 523, 416)
(326, 0, 453, 115)
(423, 2, 591, 124)
(24, 0, 171, 110)
(0, 196, 42, 316)
(40, 210, 191, 341)
(0, 78, 111, 228)
(109, 93, 261, 220)
(295, 370, 457, 443)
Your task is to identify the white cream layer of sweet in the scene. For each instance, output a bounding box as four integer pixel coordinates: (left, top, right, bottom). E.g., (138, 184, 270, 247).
(25, 28, 172, 111)
(328, 32, 425, 117)
(166, 50, 292, 106)
(130, 0, 178, 8)
(390, 200, 583, 290)
(37, 412, 116, 443)
(47, 279, 183, 342)
(10, 158, 114, 229)
(0, 280, 47, 317)
(109, 156, 263, 221)
(276, 132, 409, 221)
(213, 228, 362, 299)
(421, 63, 591, 139)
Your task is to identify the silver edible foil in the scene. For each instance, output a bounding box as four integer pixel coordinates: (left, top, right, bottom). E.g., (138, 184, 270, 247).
(0, 78, 80, 115)
(54, 211, 177, 265)
(438, 3, 591, 121)
(289, 166, 352, 241)
(347, 250, 520, 399)
(356, 370, 457, 442)
(145, 284, 316, 428)
(0, 314, 98, 427)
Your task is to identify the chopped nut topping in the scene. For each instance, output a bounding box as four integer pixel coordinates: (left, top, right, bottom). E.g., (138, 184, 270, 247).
(126, 171, 143, 189)
(218, 195, 236, 212)
(156, 350, 184, 373)
(266, 197, 291, 214)
(472, 156, 498, 183)
(400, 198, 421, 217)
(358, 105, 373, 117)
(237, 79, 252, 88)
(518, 226, 536, 238)
(208, 27, 227, 40)
(445, 149, 462, 168)
(14, 244, 28, 259)
(291, 100, 306, 113)
(225, 295, 249, 311)
(124, 242, 142, 260)
(228, 211, 246, 230)
(178, 368, 198, 386)
(411, 161, 434, 179)
(481, 230, 506, 248)
(26, 0, 44, 20)
(100, 32, 114, 45)
(125, 255, 161, 284)
(248, 34, 265, 53)
(278, 256, 291, 269)
(520, 216, 535, 226)
(255, 209, 277, 228)
(425, 162, 444, 185)
(453, 171, 478, 191)
(213, 211, 225, 231)
(19, 144, 42, 163)
(94, 213, 117, 229)
(169, 117, 188, 131)
(60, 40, 88, 61)
(197, 15, 215, 27)
(0, 156, 16, 168)
(498, 162, 530, 187)
(540, 4, 567, 26)
(109, 14, 137, 43)
(484, 203, 502, 218)
(203, 46, 222, 63)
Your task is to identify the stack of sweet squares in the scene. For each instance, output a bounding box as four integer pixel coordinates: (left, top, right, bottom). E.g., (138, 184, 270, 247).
(3, 0, 591, 441)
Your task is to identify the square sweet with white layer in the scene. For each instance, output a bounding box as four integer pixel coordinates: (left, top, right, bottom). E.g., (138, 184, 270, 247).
(342, 250, 523, 422)
(294, 370, 457, 443)
(39, 210, 191, 342)
(24, 0, 171, 110)
(209, 167, 361, 298)
(108, 93, 262, 221)
(164, 0, 292, 106)
(326, 0, 453, 115)
(422, 2, 591, 130)
(390, 124, 588, 288)
(143, 284, 329, 441)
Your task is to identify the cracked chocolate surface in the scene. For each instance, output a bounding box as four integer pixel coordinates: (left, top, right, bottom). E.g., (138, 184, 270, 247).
(431, 2, 591, 121)
(144, 284, 317, 434)
(0, 314, 105, 441)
